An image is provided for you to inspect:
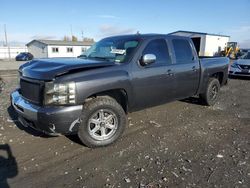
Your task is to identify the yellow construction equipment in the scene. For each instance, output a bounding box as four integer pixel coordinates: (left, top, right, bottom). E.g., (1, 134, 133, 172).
(221, 42, 239, 59)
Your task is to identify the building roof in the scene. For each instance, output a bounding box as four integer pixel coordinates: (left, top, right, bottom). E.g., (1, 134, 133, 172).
(169, 30, 230, 38)
(27, 39, 95, 46)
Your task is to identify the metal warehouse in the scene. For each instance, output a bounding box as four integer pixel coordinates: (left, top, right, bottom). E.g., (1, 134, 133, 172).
(26, 40, 94, 58)
(170, 30, 230, 56)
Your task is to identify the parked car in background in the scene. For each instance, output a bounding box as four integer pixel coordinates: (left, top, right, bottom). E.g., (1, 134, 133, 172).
(11, 34, 229, 148)
(229, 51, 250, 77)
(77, 54, 87, 58)
(236, 49, 249, 58)
(15, 52, 33, 61)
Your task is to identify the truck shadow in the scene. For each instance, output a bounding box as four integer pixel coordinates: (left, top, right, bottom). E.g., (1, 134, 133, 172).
(65, 135, 85, 146)
(229, 75, 250, 80)
(180, 97, 204, 106)
(0, 144, 18, 188)
(7, 105, 51, 138)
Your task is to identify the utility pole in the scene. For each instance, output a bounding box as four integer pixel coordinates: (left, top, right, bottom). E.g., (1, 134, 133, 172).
(81, 30, 84, 41)
(4, 24, 11, 60)
(70, 24, 73, 40)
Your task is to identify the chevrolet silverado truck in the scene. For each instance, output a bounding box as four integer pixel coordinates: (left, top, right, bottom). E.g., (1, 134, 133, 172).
(11, 34, 229, 147)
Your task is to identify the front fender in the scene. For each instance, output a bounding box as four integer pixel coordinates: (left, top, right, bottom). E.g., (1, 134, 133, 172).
(76, 70, 132, 105)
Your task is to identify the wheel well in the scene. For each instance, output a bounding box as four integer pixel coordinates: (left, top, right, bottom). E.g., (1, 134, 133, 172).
(210, 72, 224, 85)
(87, 89, 128, 113)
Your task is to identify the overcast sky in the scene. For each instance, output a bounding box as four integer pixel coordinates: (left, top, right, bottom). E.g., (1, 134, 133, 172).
(1, 0, 250, 47)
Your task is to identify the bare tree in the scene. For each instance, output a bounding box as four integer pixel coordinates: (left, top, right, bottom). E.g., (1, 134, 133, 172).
(72, 35, 78, 42)
(63, 36, 71, 41)
(83, 37, 94, 42)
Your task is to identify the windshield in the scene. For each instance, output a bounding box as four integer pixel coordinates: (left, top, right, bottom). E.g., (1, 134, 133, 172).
(79, 38, 140, 63)
(240, 52, 250, 59)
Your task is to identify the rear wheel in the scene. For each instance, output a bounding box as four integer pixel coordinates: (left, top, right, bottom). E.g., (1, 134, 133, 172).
(200, 78, 220, 106)
(78, 96, 127, 148)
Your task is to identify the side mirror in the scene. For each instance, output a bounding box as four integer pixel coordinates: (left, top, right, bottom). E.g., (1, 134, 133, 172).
(140, 54, 156, 66)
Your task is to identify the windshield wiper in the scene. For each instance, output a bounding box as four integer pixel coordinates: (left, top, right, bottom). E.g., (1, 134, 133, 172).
(88, 56, 112, 61)
(78, 54, 87, 59)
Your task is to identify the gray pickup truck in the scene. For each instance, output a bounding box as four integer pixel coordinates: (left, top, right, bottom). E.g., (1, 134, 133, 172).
(11, 34, 229, 147)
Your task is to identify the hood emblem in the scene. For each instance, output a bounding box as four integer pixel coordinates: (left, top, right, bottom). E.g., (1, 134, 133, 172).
(244, 66, 249, 69)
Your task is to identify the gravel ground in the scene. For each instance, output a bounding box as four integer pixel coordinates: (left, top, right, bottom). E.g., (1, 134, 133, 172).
(0, 73, 249, 188)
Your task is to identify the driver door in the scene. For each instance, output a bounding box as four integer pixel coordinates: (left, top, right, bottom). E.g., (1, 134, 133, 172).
(131, 38, 177, 110)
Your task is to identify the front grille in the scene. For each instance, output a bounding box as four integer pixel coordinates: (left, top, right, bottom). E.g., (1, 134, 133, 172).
(20, 78, 43, 104)
(239, 64, 250, 70)
(235, 72, 250, 75)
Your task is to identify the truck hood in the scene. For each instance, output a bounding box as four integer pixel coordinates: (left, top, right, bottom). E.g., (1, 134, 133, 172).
(19, 58, 115, 80)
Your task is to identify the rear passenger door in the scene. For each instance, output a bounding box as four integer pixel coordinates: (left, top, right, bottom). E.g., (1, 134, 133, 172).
(131, 38, 176, 110)
(171, 38, 200, 99)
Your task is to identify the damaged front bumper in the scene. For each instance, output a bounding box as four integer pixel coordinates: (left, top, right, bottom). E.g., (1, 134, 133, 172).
(10, 90, 82, 135)
(229, 67, 250, 77)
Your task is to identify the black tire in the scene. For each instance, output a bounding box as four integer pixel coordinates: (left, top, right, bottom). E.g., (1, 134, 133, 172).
(78, 96, 127, 148)
(200, 78, 220, 106)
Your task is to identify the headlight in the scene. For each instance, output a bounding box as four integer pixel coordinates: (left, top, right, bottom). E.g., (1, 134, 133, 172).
(44, 82, 76, 105)
(17, 73, 20, 88)
(231, 63, 238, 68)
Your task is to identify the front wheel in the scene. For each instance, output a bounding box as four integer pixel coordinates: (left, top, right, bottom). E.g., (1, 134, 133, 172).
(78, 96, 127, 148)
(200, 78, 220, 106)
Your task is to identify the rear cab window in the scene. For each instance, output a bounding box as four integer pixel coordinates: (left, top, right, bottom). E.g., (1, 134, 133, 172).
(172, 39, 194, 64)
(142, 39, 171, 66)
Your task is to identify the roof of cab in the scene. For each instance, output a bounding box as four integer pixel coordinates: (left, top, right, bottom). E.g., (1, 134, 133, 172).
(102, 33, 190, 40)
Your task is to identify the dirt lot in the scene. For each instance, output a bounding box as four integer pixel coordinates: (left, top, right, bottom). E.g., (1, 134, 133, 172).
(0, 71, 249, 188)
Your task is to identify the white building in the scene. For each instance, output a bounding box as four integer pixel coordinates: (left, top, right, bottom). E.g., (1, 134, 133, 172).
(0, 46, 27, 59)
(26, 40, 94, 58)
(170, 30, 230, 56)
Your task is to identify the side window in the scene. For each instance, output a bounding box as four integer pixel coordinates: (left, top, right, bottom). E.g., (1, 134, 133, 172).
(52, 47, 59, 53)
(67, 47, 73, 53)
(172, 39, 194, 64)
(82, 47, 87, 52)
(142, 39, 171, 65)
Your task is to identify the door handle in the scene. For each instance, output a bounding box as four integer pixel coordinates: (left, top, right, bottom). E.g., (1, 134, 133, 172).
(166, 69, 174, 76)
(192, 66, 197, 72)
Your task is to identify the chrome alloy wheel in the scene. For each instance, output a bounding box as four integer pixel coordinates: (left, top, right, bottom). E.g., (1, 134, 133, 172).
(87, 109, 118, 141)
(210, 85, 218, 100)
